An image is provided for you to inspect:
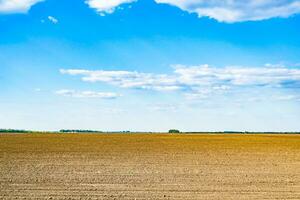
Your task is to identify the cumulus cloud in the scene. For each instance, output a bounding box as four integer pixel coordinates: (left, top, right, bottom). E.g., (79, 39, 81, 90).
(155, 0, 300, 22)
(48, 16, 58, 24)
(61, 65, 300, 88)
(173, 64, 300, 87)
(55, 89, 120, 99)
(60, 69, 181, 91)
(0, 0, 44, 14)
(60, 65, 300, 99)
(1, 0, 300, 22)
(85, 0, 136, 14)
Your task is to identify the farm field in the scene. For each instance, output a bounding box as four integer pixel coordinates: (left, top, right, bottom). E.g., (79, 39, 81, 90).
(0, 133, 299, 199)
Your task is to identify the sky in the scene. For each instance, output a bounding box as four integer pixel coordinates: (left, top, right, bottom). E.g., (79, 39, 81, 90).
(0, 0, 300, 132)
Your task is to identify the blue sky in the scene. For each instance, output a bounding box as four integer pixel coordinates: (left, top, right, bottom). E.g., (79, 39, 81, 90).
(1, 0, 300, 132)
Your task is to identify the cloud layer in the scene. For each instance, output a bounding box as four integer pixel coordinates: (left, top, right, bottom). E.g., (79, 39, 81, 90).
(155, 0, 300, 22)
(0, 0, 43, 13)
(56, 89, 120, 99)
(60, 65, 300, 99)
(60, 69, 182, 92)
(84, 0, 300, 22)
(1, 0, 300, 22)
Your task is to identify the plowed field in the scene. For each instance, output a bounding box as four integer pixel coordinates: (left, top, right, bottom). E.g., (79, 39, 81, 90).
(0, 134, 299, 199)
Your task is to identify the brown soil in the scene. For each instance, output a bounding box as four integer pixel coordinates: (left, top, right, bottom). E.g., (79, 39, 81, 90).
(0, 133, 299, 199)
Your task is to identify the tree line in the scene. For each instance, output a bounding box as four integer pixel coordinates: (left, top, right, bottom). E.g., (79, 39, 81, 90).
(59, 130, 103, 133)
(0, 129, 32, 133)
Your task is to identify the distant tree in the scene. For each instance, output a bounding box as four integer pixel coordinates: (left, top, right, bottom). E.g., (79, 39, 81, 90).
(0, 129, 31, 133)
(168, 129, 180, 133)
(59, 130, 102, 133)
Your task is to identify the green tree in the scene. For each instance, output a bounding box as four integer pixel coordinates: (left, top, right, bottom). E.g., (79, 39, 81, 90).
(168, 129, 180, 133)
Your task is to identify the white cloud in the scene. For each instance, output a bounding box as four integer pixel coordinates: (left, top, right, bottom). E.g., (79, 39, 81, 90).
(0, 0, 44, 14)
(1, 0, 300, 23)
(154, 0, 300, 22)
(61, 65, 300, 88)
(48, 16, 58, 24)
(60, 65, 300, 99)
(60, 69, 181, 91)
(55, 89, 120, 99)
(173, 64, 300, 87)
(2, 0, 298, 23)
(85, 0, 136, 14)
